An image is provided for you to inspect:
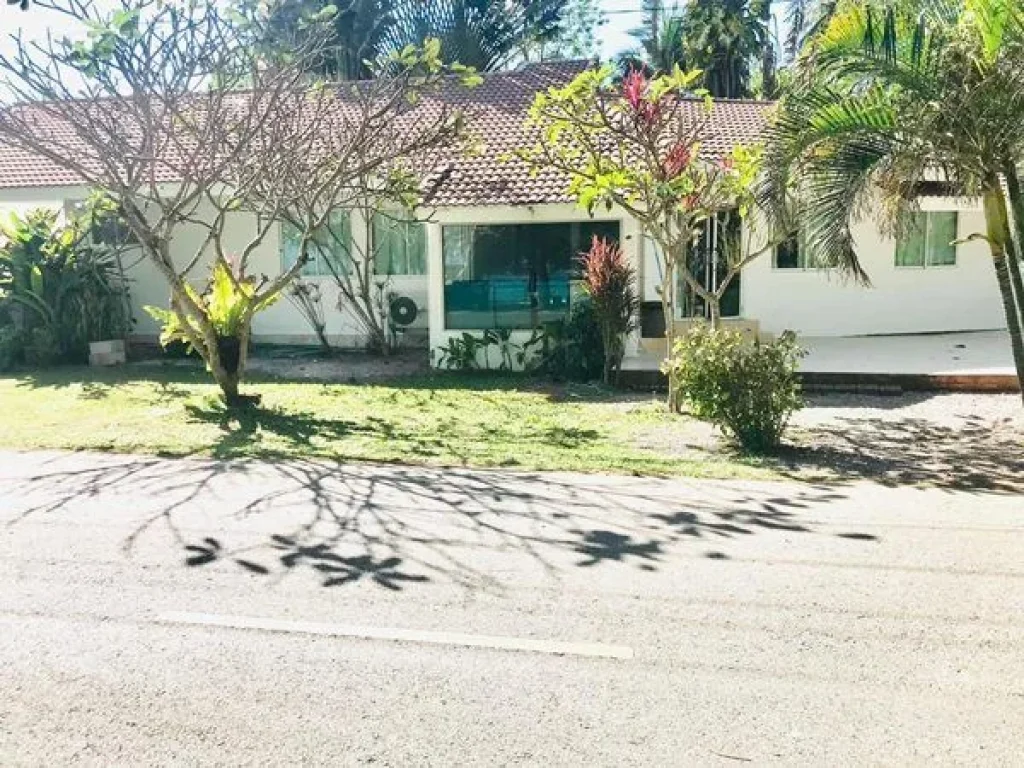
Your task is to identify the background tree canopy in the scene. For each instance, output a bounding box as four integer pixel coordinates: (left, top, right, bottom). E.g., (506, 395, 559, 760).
(268, 0, 569, 79)
(622, 0, 839, 98)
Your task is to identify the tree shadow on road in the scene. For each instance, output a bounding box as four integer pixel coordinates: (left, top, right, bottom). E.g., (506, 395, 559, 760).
(3, 454, 879, 593)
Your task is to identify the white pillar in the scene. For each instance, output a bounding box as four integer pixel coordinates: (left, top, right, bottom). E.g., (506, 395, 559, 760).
(620, 214, 644, 357)
(426, 220, 445, 363)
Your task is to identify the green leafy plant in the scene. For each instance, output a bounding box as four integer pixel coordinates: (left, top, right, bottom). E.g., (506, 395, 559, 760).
(146, 261, 280, 383)
(23, 326, 60, 367)
(521, 301, 604, 381)
(0, 208, 132, 366)
(433, 332, 489, 371)
(663, 326, 805, 452)
(0, 326, 22, 371)
(483, 328, 523, 371)
(563, 298, 605, 380)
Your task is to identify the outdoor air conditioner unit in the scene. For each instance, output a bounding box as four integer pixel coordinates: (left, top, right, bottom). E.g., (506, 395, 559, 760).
(389, 295, 419, 328)
(389, 288, 428, 325)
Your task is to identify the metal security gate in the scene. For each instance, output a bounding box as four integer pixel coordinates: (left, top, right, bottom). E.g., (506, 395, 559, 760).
(679, 211, 741, 319)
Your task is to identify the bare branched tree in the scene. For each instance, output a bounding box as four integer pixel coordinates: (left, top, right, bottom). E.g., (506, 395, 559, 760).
(313, 175, 436, 354)
(0, 0, 477, 403)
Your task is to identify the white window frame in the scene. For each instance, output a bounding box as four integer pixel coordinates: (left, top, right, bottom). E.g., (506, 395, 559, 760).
(894, 211, 959, 270)
(280, 212, 351, 278)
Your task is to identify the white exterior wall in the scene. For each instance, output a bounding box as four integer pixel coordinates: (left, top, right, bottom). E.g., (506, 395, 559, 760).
(1, 188, 1006, 352)
(0, 189, 428, 346)
(0, 185, 180, 340)
(743, 200, 1006, 337)
(238, 210, 429, 347)
(425, 203, 643, 366)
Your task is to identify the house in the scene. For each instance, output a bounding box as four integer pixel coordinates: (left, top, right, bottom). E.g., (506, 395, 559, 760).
(0, 60, 1007, 370)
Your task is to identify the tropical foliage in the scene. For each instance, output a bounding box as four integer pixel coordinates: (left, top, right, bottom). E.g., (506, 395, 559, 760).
(270, 0, 565, 77)
(664, 326, 805, 452)
(145, 261, 280, 381)
(762, 0, 1024, 399)
(266, 0, 397, 80)
(432, 302, 604, 381)
(0, 1, 478, 405)
(624, 0, 840, 98)
(0, 208, 132, 368)
(538, 0, 606, 60)
(520, 64, 778, 404)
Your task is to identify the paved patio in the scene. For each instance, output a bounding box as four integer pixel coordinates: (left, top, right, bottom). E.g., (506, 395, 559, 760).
(624, 330, 1015, 387)
(798, 330, 1013, 376)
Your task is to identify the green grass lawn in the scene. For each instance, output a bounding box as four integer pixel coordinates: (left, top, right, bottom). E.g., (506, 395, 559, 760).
(0, 363, 773, 478)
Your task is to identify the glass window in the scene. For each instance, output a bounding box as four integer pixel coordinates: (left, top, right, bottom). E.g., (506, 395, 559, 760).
(67, 200, 138, 247)
(281, 211, 351, 277)
(774, 232, 809, 269)
(442, 221, 620, 330)
(896, 212, 957, 267)
(373, 213, 426, 275)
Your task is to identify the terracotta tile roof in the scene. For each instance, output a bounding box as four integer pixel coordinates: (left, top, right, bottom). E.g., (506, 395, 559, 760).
(0, 60, 774, 208)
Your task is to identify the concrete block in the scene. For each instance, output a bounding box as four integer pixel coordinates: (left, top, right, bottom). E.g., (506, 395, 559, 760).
(89, 339, 127, 366)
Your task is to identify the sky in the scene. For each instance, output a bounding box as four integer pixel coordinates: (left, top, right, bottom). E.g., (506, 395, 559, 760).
(1, 1, 643, 61)
(598, 0, 645, 59)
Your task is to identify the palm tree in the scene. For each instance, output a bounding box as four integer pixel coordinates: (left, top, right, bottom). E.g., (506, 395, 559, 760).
(763, 0, 1024, 399)
(683, 0, 770, 97)
(267, 0, 398, 80)
(781, 0, 839, 58)
(268, 0, 564, 78)
(384, 0, 564, 72)
(623, 0, 770, 98)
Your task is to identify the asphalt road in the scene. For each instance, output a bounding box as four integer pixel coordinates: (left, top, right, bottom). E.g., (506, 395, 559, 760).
(1, 450, 1022, 766)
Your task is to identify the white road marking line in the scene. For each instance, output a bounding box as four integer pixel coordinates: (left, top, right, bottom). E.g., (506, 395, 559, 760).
(157, 611, 634, 660)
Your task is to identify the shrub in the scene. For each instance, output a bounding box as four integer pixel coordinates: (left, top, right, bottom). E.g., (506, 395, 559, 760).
(578, 237, 639, 384)
(0, 326, 22, 371)
(433, 332, 485, 371)
(663, 326, 805, 452)
(23, 327, 61, 368)
(563, 298, 605, 381)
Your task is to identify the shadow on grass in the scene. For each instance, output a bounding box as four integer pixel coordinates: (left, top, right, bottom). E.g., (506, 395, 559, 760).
(3, 453, 879, 593)
(177, 397, 610, 464)
(182, 402, 369, 459)
(5, 362, 642, 407)
(9, 362, 210, 390)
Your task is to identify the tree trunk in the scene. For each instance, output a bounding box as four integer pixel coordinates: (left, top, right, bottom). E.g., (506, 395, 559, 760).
(982, 185, 1024, 403)
(314, 323, 332, 356)
(661, 260, 679, 411)
(998, 164, 1024, 329)
(707, 296, 722, 330)
(758, 0, 776, 98)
